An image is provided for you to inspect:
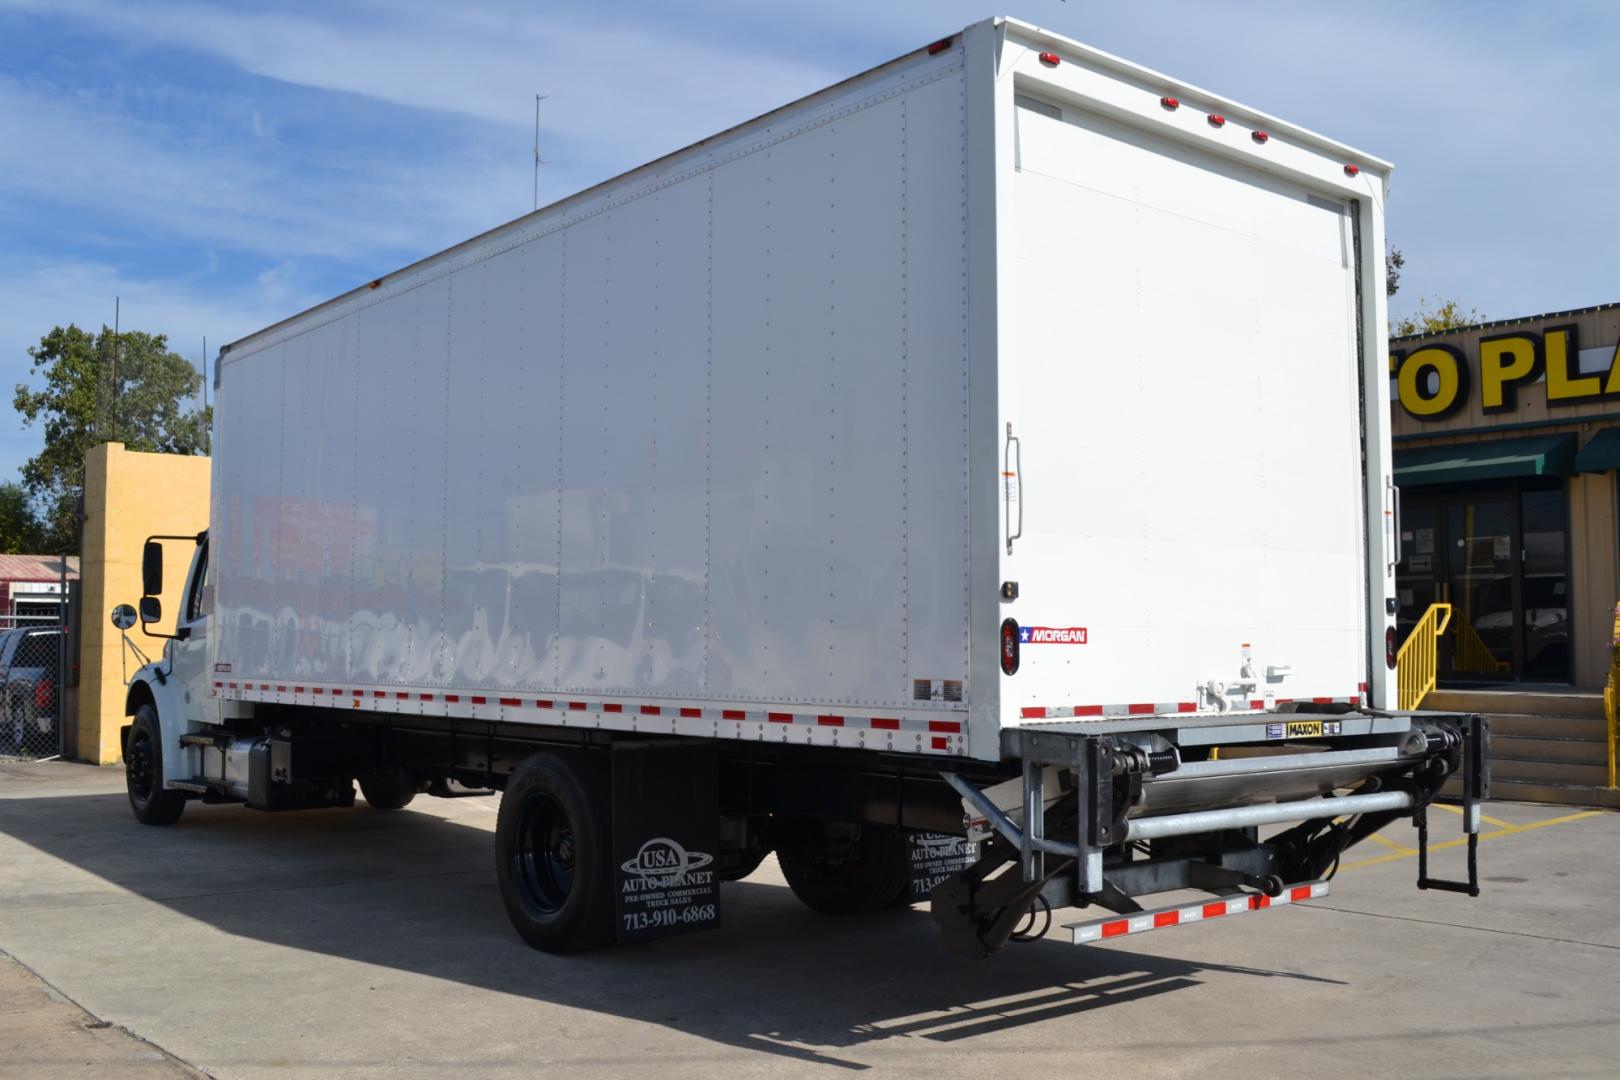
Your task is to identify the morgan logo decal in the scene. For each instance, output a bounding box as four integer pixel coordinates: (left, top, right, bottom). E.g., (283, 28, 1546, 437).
(1019, 626, 1088, 645)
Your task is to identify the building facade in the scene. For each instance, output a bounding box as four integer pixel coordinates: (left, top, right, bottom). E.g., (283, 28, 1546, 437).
(0, 554, 77, 630)
(1391, 302, 1620, 688)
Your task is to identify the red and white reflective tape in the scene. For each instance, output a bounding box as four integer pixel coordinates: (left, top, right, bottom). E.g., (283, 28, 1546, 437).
(1068, 881, 1330, 945)
(211, 681, 966, 753)
(1020, 695, 1363, 721)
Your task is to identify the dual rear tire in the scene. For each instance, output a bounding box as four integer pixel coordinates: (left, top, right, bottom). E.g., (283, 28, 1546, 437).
(357, 769, 420, 810)
(774, 818, 911, 915)
(495, 752, 616, 954)
(491, 753, 914, 953)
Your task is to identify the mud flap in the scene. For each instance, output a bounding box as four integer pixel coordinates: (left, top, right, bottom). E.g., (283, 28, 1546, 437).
(612, 742, 721, 943)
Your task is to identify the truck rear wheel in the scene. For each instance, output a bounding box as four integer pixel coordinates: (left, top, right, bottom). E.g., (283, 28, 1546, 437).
(125, 705, 186, 826)
(495, 752, 615, 953)
(357, 769, 419, 811)
(775, 819, 910, 915)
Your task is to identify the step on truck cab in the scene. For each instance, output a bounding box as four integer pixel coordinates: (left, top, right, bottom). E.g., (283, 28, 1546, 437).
(114, 16, 1484, 957)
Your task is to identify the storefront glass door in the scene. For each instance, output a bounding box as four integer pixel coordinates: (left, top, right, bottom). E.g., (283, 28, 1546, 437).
(1396, 481, 1570, 683)
(1445, 494, 1516, 678)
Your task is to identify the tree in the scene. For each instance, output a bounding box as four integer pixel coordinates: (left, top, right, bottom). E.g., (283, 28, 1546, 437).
(1391, 298, 1484, 338)
(14, 325, 211, 552)
(0, 482, 45, 554)
(1383, 247, 1481, 337)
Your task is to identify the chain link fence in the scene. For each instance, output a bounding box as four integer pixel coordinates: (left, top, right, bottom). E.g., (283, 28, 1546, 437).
(0, 617, 65, 761)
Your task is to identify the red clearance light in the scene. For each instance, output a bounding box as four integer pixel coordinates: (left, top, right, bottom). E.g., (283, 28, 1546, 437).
(1038, 51, 1060, 66)
(1251, 130, 1269, 143)
(1001, 618, 1021, 676)
(1386, 626, 1398, 669)
(1344, 163, 1361, 177)
(367, 279, 382, 290)
(1207, 114, 1226, 127)
(1160, 96, 1180, 110)
(927, 37, 952, 55)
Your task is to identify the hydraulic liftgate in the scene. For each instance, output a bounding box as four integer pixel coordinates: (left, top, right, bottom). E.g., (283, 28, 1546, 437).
(932, 711, 1486, 955)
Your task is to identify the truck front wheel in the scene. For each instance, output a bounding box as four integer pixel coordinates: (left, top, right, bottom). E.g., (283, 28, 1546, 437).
(775, 819, 910, 915)
(495, 752, 615, 953)
(125, 705, 186, 826)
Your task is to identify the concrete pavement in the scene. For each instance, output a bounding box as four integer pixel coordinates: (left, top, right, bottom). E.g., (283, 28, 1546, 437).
(1, 759, 1616, 1078)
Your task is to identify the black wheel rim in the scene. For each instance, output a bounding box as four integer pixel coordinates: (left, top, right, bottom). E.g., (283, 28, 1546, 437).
(512, 792, 576, 916)
(127, 727, 156, 804)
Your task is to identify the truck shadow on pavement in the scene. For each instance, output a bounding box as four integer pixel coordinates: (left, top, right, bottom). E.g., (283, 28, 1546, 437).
(0, 791, 1345, 1070)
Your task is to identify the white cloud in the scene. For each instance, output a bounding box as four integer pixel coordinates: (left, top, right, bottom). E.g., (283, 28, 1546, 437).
(0, 252, 315, 479)
(0, 74, 511, 263)
(0, 0, 845, 168)
(1, 0, 1616, 389)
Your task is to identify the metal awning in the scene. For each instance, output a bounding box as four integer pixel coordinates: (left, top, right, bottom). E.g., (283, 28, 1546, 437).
(1394, 433, 1576, 487)
(1574, 428, 1620, 474)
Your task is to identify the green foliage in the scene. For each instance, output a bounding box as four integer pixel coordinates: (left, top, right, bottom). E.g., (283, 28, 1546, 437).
(1385, 247, 1404, 297)
(0, 482, 45, 554)
(1391, 298, 1485, 338)
(13, 324, 211, 552)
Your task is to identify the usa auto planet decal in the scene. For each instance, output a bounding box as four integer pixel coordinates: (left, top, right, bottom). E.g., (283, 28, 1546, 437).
(908, 833, 981, 902)
(620, 837, 714, 886)
(618, 838, 718, 936)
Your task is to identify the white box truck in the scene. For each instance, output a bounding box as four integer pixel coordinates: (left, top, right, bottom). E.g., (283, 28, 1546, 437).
(113, 16, 1484, 957)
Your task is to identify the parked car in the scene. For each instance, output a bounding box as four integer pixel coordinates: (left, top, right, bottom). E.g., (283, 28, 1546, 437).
(1, 626, 62, 755)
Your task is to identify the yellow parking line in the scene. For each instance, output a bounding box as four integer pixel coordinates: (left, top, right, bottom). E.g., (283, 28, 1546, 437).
(1341, 809, 1603, 872)
(1366, 832, 1416, 855)
(1428, 801, 1510, 828)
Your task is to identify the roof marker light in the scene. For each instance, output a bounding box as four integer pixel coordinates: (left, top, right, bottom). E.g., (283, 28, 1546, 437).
(1160, 96, 1180, 110)
(1207, 114, 1226, 128)
(1251, 130, 1269, 143)
(927, 37, 952, 55)
(1038, 51, 1060, 66)
(1344, 163, 1361, 177)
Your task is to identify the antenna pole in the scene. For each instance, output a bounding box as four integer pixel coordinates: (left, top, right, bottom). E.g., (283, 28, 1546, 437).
(533, 92, 548, 211)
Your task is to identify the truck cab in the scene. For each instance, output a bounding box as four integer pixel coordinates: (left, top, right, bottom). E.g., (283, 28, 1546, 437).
(119, 531, 362, 824)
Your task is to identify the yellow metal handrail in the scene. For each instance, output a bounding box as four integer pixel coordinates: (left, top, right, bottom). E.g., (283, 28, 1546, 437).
(1396, 603, 1452, 711)
(1605, 602, 1619, 789)
(1450, 613, 1511, 674)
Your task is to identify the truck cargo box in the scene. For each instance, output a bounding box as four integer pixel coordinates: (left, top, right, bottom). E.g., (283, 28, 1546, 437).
(211, 18, 1397, 764)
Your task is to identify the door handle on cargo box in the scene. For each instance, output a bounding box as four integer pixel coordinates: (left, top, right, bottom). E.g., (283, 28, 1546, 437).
(1389, 479, 1402, 571)
(1005, 423, 1023, 555)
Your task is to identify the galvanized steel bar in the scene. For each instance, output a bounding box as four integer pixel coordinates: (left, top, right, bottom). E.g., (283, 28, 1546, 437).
(1165, 746, 1407, 780)
(1121, 790, 1415, 842)
(940, 772, 1082, 859)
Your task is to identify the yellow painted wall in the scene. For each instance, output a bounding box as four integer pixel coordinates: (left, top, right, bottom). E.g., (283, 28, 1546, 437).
(78, 443, 211, 764)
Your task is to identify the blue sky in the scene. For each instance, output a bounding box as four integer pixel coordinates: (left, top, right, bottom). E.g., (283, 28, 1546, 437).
(2, 1, 1617, 484)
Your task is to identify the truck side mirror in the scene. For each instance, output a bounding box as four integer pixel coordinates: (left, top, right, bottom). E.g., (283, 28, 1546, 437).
(111, 604, 137, 630)
(142, 540, 164, 597)
(139, 596, 163, 625)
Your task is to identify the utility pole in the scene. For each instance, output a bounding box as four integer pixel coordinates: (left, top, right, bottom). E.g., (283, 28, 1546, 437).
(110, 296, 120, 441)
(533, 92, 548, 211)
(202, 335, 209, 411)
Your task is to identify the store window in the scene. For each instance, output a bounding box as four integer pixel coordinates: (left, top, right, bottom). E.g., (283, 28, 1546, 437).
(1396, 479, 1569, 684)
